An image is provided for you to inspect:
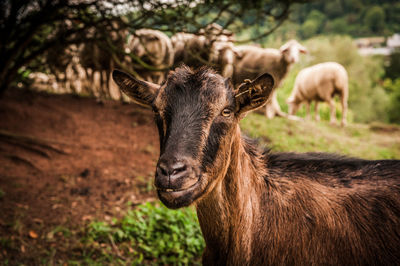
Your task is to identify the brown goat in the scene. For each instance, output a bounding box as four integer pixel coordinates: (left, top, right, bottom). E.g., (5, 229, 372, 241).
(113, 66, 400, 265)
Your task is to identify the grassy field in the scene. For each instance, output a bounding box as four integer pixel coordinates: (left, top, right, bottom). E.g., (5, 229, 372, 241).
(241, 113, 400, 159)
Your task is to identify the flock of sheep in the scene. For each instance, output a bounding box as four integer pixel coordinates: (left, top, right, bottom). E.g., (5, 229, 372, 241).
(30, 23, 349, 125)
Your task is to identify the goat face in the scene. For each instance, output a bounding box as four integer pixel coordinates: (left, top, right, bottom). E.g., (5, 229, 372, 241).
(113, 66, 274, 209)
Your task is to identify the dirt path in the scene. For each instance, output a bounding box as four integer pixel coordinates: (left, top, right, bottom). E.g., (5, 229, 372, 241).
(0, 89, 159, 263)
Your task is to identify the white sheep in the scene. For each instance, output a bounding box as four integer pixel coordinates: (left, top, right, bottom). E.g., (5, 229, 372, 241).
(224, 40, 307, 119)
(171, 23, 234, 68)
(171, 32, 207, 67)
(126, 29, 174, 84)
(287, 62, 349, 126)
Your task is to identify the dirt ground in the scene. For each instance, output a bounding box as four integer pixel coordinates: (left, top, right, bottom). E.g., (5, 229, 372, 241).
(0, 89, 159, 263)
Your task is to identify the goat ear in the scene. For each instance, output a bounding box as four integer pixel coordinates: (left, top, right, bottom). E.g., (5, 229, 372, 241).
(235, 73, 274, 116)
(112, 70, 159, 107)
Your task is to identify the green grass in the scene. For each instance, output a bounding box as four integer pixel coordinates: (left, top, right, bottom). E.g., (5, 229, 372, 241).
(73, 202, 204, 265)
(240, 112, 400, 159)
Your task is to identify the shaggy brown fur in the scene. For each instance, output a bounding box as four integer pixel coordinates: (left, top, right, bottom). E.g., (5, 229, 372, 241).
(112, 66, 400, 265)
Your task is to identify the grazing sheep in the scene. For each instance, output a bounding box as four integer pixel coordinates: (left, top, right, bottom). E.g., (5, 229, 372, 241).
(45, 44, 90, 95)
(29, 72, 59, 92)
(226, 40, 307, 119)
(126, 29, 174, 84)
(80, 23, 128, 99)
(171, 23, 234, 68)
(171, 32, 208, 67)
(287, 62, 349, 126)
(209, 35, 236, 77)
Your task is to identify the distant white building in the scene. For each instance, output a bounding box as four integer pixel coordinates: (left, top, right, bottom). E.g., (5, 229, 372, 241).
(387, 33, 400, 49)
(355, 37, 385, 48)
(358, 47, 392, 56)
(356, 33, 400, 56)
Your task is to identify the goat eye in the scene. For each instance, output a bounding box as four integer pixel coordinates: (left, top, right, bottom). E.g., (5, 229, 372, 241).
(221, 108, 232, 117)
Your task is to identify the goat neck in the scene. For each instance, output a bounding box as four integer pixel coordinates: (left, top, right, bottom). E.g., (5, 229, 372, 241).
(196, 125, 267, 264)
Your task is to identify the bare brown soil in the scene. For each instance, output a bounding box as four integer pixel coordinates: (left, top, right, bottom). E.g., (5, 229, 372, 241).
(0, 89, 159, 263)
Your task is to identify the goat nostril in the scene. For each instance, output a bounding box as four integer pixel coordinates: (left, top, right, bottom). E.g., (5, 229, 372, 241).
(158, 164, 168, 177)
(171, 165, 187, 176)
(157, 159, 189, 178)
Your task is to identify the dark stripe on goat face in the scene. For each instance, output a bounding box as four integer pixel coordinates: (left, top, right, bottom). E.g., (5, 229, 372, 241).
(199, 80, 235, 172)
(153, 66, 233, 165)
(154, 114, 165, 152)
(201, 118, 231, 171)
(160, 86, 210, 159)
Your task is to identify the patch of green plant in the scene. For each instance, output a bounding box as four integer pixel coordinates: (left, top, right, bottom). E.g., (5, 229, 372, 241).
(82, 202, 204, 265)
(47, 225, 72, 240)
(136, 174, 155, 193)
(0, 237, 12, 249)
(383, 78, 400, 124)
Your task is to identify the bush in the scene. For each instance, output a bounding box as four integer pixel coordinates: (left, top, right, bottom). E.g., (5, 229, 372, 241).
(385, 52, 400, 80)
(384, 78, 400, 123)
(324, 18, 348, 34)
(83, 202, 205, 265)
(364, 6, 385, 34)
(300, 20, 319, 39)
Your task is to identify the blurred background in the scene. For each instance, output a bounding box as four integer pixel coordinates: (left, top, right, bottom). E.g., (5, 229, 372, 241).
(1, 0, 399, 264)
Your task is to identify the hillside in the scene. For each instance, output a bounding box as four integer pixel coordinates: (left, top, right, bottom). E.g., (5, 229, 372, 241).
(284, 0, 399, 39)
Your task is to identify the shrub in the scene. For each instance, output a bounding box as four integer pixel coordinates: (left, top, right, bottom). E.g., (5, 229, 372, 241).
(384, 78, 400, 124)
(364, 6, 385, 34)
(84, 202, 205, 265)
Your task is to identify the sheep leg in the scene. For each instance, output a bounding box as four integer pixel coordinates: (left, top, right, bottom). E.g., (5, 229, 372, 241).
(222, 64, 234, 78)
(265, 102, 275, 119)
(101, 70, 110, 99)
(154, 72, 164, 85)
(314, 102, 320, 121)
(329, 99, 337, 125)
(266, 90, 288, 119)
(105, 70, 112, 99)
(305, 101, 311, 120)
(341, 95, 348, 127)
(221, 49, 234, 78)
(98, 70, 105, 99)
